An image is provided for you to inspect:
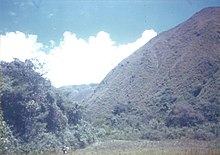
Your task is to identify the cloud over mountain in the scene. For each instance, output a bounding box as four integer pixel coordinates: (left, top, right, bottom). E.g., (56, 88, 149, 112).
(0, 29, 157, 87)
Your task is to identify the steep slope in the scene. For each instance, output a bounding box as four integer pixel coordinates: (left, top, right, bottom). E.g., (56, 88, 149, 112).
(85, 7, 220, 140)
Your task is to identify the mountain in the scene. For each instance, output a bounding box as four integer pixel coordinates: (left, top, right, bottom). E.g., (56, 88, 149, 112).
(85, 7, 220, 140)
(58, 84, 98, 103)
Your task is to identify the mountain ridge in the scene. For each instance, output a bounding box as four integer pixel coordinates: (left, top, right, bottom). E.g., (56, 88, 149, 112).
(84, 7, 220, 140)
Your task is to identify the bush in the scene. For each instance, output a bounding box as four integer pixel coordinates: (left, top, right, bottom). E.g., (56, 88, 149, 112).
(166, 102, 204, 127)
(0, 59, 98, 153)
(141, 129, 162, 141)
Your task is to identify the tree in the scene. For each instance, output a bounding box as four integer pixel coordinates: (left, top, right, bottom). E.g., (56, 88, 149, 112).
(0, 97, 4, 153)
(1, 59, 52, 141)
(0, 59, 96, 153)
(0, 68, 4, 152)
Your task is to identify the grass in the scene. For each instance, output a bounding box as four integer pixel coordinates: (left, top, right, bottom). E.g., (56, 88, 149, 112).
(72, 149, 220, 155)
(39, 139, 220, 155)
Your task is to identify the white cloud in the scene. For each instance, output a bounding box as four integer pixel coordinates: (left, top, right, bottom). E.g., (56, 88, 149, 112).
(0, 30, 157, 87)
(0, 31, 45, 62)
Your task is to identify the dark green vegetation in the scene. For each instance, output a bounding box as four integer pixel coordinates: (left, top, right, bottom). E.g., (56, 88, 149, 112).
(0, 59, 96, 154)
(0, 72, 4, 151)
(1, 7, 220, 154)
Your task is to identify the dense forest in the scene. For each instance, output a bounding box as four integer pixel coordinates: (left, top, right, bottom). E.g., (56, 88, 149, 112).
(0, 59, 97, 154)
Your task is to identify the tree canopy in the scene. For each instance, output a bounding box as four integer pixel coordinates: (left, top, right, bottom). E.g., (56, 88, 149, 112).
(0, 59, 96, 154)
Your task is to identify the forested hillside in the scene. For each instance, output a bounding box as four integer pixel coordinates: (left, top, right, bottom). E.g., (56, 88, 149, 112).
(0, 59, 96, 154)
(85, 7, 220, 141)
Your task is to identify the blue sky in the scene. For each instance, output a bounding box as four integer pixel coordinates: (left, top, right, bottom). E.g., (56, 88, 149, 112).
(1, 0, 220, 87)
(1, 0, 220, 45)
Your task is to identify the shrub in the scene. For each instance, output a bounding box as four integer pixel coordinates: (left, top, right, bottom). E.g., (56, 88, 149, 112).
(166, 102, 204, 127)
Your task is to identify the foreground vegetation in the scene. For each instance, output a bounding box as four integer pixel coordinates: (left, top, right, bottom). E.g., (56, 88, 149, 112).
(73, 149, 220, 155)
(20, 140, 220, 155)
(0, 59, 96, 154)
(0, 59, 219, 154)
(72, 140, 220, 155)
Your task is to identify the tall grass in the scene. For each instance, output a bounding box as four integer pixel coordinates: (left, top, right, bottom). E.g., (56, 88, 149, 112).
(7, 140, 220, 155)
(71, 148, 220, 155)
(14, 148, 220, 155)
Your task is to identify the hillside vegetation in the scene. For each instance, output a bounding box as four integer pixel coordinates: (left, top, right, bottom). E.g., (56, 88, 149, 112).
(0, 59, 96, 154)
(85, 7, 220, 141)
(0, 7, 220, 154)
(58, 84, 98, 103)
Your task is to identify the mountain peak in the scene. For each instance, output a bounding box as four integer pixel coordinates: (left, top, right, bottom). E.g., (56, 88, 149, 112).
(85, 7, 220, 140)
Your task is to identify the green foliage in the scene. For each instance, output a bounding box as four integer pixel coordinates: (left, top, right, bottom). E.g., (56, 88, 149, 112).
(166, 102, 205, 127)
(1, 57, 219, 153)
(0, 64, 5, 153)
(0, 122, 21, 154)
(0, 59, 96, 154)
(92, 84, 220, 142)
(0, 111, 4, 152)
(1, 59, 52, 141)
(46, 105, 68, 132)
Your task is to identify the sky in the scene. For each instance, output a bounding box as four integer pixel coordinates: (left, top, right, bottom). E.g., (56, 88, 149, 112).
(1, 0, 220, 87)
